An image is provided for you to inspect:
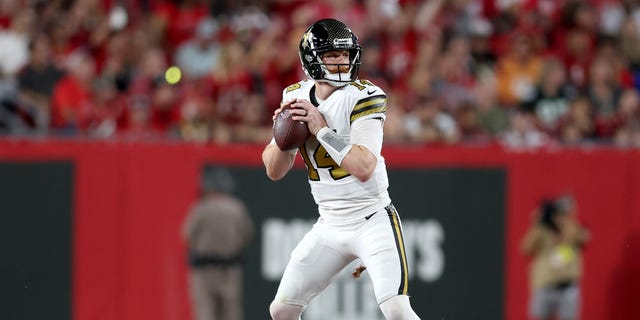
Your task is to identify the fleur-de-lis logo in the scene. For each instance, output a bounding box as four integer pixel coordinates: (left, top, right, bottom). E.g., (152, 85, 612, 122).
(302, 31, 312, 49)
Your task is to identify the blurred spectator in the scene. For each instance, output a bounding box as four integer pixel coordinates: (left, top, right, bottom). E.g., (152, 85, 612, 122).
(559, 122, 586, 147)
(380, 3, 418, 93)
(521, 195, 590, 320)
(613, 124, 637, 149)
(551, 1, 598, 89)
(496, 30, 543, 108)
(49, 50, 97, 135)
(474, 72, 509, 137)
(407, 60, 436, 111)
(619, 18, 640, 90)
(245, 16, 290, 112)
(17, 33, 65, 135)
(0, 7, 34, 135)
(48, 13, 77, 67)
(598, 0, 627, 37)
(613, 88, 640, 148)
(501, 109, 549, 150)
(0, 0, 19, 29)
(586, 55, 623, 138)
(524, 57, 576, 135)
(129, 46, 170, 97)
(232, 93, 271, 144)
(383, 93, 409, 144)
(150, 0, 209, 54)
(468, 19, 496, 74)
(126, 46, 179, 138)
(617, 89, 640, 128)
(228, 4, 272, 49)
(175, 18, 221, 81)
(148, 76, 181, 137)
(178, 81, 214, 143)
(97, 30, 135, 95)
(595, 35, 634, 90)
(359, 37, 390, 91)
(405, 95, 460, 145)
(556, 96, 595, 146)
(0, 7, 33, 78)
(456, 101, 485, 143)
(434, 35, 475, 112)
(205, 38, 255, 127)
(182, 167, 254, 320)
(120, 95, 154, 140)
(86, 75, 127, 139)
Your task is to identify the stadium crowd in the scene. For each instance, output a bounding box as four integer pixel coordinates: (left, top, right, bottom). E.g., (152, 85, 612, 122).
(1, 0, 640, 149)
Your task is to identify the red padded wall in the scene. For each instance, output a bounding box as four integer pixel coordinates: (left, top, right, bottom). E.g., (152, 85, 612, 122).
(1, 140, 638, 320)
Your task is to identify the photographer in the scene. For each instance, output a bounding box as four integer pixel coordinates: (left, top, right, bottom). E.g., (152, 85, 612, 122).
(521, 195, 590, 320)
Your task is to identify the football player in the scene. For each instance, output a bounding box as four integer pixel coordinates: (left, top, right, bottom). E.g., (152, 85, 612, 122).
(262, 18, 421, 320)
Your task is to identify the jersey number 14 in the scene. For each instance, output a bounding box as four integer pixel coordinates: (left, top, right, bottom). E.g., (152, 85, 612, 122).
(299, 143, 350, 181)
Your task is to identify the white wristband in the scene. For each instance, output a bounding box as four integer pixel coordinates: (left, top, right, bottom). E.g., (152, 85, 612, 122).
(316, 127, 352, 165)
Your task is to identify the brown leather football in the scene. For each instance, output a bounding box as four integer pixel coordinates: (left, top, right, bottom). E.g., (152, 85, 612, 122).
(273, 105, 310, 150)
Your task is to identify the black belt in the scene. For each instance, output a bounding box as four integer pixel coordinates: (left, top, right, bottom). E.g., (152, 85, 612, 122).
(551, 280, 576, 290)
(189, 252, 242, 268)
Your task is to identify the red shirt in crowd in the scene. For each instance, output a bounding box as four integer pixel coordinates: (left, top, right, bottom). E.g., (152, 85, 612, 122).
(50, 74, 94, 130)
(152, 1, 209, 50)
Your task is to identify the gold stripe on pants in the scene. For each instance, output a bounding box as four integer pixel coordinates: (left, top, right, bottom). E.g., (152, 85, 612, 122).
(385, 204, 409, 295)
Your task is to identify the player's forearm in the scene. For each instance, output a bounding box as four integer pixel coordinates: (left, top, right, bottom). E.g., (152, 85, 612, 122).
(340, 145, 377, 182)
(262, 143, 295, 181)
(316, 119, 382, 182)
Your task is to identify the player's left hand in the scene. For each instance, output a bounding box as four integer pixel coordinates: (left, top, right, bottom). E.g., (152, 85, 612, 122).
(290, 99, 327, 136)
(272, 99, 296, 126)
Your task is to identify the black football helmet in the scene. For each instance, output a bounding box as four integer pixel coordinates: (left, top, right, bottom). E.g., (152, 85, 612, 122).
(299, 18, 361, 86)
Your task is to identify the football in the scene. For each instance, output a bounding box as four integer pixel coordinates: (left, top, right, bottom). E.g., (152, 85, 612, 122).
(273, 105, 310, 150)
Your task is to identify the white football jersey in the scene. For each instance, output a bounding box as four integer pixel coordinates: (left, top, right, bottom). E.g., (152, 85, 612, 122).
(282, 79, 391, 224)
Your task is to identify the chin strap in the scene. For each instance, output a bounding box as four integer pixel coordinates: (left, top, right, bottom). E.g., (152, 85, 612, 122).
(318, 65, 353, 86)
(317, 74, 352, 87)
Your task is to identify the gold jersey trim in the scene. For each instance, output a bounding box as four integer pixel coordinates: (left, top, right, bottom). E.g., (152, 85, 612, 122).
(351, 95, 387, 123)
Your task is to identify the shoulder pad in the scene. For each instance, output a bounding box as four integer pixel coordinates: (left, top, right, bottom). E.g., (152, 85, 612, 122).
(282, 80, 313, 102)
(283, 79, 312, 94)
(351, 93, 387, 124)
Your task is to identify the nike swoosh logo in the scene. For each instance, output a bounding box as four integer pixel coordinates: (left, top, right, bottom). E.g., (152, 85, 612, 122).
(367, 90, 376, 95)
(364, 212, 377, 220)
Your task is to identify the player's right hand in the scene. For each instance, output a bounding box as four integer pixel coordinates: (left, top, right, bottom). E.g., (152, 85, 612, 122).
(290, 99, 327, 136)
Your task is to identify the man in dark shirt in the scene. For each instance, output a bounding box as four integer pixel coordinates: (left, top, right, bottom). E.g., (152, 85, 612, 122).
(17, 33, 64, 133)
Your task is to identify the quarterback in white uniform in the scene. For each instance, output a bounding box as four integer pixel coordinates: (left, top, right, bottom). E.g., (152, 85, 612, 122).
(262, 18, 421, 320)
